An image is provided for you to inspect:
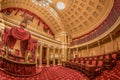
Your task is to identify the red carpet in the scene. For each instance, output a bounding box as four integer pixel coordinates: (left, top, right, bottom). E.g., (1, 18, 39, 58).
(94, 60, 120, 80)
(0, 66, 89, 80)
(0, 61, 120, 80)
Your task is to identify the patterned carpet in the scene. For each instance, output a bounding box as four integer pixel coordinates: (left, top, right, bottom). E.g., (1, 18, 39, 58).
(0, 66, 89, 80)
(0, 61, 120, 80)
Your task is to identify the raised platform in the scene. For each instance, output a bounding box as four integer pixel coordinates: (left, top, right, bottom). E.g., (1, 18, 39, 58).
(0, 55, 42, 77)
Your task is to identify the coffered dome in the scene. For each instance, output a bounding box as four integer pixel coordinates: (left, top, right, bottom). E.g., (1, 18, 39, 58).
(1, 0, 114, 39)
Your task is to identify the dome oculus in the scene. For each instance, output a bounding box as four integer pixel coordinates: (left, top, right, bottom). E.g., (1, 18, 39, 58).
(56, 1, 65, 10)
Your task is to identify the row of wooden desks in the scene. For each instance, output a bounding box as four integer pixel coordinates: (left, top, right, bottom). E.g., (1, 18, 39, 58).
(62, 61, 98, 79)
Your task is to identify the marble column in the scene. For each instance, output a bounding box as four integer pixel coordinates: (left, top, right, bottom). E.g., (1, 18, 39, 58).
(35, 45, 40, 66)
(87, 45, 89, 56)
(46, 45, 50, 67)
(58, 48, 61, 65)
(39, 43, 43, 67)
(53, 48, 55, 66)
(110, 33, 114, 51)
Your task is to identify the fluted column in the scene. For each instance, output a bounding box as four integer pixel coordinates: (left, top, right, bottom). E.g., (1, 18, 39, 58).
(53, 48, 55, 66)
(110, 33, 115, 51)
(76, 48, 78, 57)
(98, 41, 101, 55)
(39, 43, 43, 67)
(35, 45, 40, 66)
(46, 45, 50, 67)
(58, 48, 61, 65)
(87, 45, 90, 56)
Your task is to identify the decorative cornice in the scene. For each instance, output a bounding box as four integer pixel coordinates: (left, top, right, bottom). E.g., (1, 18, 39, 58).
(0, 18, 62, 47)
(0, 7, 54, 36)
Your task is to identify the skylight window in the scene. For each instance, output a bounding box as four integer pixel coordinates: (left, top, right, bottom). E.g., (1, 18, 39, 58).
(56, 1, 65, 10)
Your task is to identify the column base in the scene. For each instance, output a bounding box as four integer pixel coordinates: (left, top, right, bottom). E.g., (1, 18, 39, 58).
(39, 65, 42, 68)
(46, 65, 50, 67)
(57, 64, 61, 66)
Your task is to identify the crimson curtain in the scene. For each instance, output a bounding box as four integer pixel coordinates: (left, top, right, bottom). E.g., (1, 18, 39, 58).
(2, 27, 38, 57)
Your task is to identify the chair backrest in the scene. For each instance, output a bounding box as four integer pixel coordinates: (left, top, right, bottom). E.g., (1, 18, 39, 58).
(81, 58, 83, 60)
(92, 60, 96, 65)
(98, 60, 103, 67)
(81, 60, 84, 64)
(85, 58, 87, 60)
(86, 60, 89, 65)
(75, 61, 78, 63)
(94, 57, 97, 60)
(71, 59, 74, 63)
(112, 53, 116, 59)
(89, 57, 92, 60)
(99, 56, 103, 60)
(105, 55, 109, 59)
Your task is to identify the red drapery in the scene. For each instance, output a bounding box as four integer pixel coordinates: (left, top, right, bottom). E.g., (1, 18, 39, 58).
(11, 27, 30, 40)
(0, 7, 55, 36)
(28, 38, 38, 60)
(1, 27, 10, 46)
(2, 27, 38, 57)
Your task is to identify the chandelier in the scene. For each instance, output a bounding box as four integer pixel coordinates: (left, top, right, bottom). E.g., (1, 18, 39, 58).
(32, 0, 52, 6)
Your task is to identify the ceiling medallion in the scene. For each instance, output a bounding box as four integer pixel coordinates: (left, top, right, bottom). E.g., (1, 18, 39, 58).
(32, 0, 52, 6)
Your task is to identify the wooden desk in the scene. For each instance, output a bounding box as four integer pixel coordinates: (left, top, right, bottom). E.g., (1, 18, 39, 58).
(85, 64, 97, 78)
(86, 65, 96, 72)
(103, 58, 114, 70)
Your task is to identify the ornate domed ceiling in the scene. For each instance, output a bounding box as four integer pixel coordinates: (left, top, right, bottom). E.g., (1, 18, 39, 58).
(1, 0, 114, 39)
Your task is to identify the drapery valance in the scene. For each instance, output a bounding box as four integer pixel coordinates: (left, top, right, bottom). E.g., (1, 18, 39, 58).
(11, 27, 30, 40)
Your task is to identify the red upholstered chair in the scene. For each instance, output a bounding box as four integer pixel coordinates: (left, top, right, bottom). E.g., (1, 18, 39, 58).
(86, 61, 89, 65)
(105, 55, 109, 59)
(81, 61, 84, 64)
(116, 50, 120, 60)
(85, 58, 87, 60)
(69, 59, 74, 68)
(112, 53, 116, 59)
(83, 58, 85, 60)
(94, 57, 97, 60)
(14, 49, 19, 56)
(111, 53, 117, 67)
(94, 60, 103, 76)
(92, 60, 97, 65)
(81, 58, 83, 60)
(75, 57, 79, 63)
(81, 60, 86, 70)
(71, 59, 74, 63)
(75, 60, 78, 64)
(99, 56, 103, 60)
(85, 60, 90, 71)
(89, 57, 92, 60)
(98, 60, 103, 67)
